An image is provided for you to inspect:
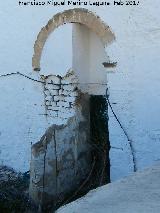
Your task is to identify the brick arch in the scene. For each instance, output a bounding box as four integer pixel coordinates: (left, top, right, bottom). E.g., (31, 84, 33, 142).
(32, 8, 115, 71)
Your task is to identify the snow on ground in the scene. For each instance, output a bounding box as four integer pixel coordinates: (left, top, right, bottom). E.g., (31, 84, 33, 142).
(57, 162, 160, 213)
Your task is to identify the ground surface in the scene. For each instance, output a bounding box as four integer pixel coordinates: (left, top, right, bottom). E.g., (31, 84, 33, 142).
(0, 166, 31, 213)
(57, 163, 160, 213)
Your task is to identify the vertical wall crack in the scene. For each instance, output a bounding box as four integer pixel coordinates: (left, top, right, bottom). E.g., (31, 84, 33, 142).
(53, 129, 58, 197)
(106, 88, 137, 172)
(40, 136, 47, 212)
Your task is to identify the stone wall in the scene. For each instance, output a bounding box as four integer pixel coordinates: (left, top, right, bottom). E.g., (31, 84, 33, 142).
(42, 69, 78, 121)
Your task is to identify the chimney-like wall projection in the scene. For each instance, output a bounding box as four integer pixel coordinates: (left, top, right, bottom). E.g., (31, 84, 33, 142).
(30, 9, 115, 211)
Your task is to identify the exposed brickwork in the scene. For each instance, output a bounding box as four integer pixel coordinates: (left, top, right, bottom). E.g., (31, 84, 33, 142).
(42, 69, 78, 121)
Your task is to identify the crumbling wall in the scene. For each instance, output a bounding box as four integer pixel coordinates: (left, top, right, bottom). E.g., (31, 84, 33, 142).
(30, 90, 92, 211)
(29, 9, 112, 210)
(42, 69, 78, 122)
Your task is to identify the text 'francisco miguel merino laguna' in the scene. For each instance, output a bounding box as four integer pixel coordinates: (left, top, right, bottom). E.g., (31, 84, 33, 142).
(18, 0, 111, 6)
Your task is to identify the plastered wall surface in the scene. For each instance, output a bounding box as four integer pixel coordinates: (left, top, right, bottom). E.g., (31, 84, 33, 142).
(72, 23, 109, 95)
(29, 92, 92, 209)
(0, 0, 160, 181)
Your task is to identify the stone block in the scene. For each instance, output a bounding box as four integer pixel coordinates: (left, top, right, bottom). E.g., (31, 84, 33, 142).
(46, 75, 61, 84)
(65, 96, 76, 102)
(47, 102, 57, 108)
(50, 89, 59, 96)
(52, 85, 61, 90)
(57, 101, 69, 108)
(48, 106, 59, 111)
(62, 84, 74, 91)
(46, 83, 54, 90)
(44, 89, 51, 96)
(45, 95, 53, 102)
(54, 95, 65, 102)
(46, 100, 51, 106)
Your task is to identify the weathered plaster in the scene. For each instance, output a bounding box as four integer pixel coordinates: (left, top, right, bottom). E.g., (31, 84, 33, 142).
(30, 92, 92, 211)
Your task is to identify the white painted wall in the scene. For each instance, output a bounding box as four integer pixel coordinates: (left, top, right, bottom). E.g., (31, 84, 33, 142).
(73, 23, 108, 95)
(0, 75, 48, 171)
(41, 24, 72, 76)
(0, 0, 160, 182)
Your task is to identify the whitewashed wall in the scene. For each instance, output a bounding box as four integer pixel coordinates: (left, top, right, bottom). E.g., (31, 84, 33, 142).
(73, 23, 108, 95)
(0, 0, 160, 181)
